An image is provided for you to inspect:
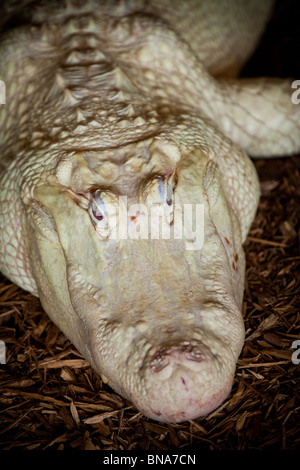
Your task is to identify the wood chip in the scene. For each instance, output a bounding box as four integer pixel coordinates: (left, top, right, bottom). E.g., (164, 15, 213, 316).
(84, 410, 121, 424)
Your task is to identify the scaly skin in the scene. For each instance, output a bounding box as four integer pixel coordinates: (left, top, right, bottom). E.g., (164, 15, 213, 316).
(0, 0, 299, 422)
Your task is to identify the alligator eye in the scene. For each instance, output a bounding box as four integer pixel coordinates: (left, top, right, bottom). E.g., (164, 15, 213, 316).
(88, 190, 117, 239)
(145, 176, 174, 224)
(158, 177, 174, 223)
(91, 202, 104, 221)
(159, 177, 173, 204)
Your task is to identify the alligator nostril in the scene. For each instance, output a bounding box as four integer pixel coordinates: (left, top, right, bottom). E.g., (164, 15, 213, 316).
(185, 349, 204, 362)
(181, 343, 205, 363)
(149, 344, 204, 373)
(150, 347, 169, 373)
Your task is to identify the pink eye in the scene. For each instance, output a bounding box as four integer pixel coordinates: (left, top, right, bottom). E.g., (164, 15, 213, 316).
(87, 189, 117, 240)
(92, 205, 104, 221)
(88, 191, 107, 225)
(158, 177, 173, 207)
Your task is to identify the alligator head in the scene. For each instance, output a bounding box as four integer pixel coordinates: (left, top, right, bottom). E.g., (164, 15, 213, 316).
(24, 118, 259, 422)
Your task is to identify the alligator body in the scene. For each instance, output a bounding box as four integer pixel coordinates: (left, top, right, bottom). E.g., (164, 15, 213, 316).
(0, 0, 299, 422)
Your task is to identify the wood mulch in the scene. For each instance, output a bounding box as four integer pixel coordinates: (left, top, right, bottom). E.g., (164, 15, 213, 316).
(0, 0, 299, 452)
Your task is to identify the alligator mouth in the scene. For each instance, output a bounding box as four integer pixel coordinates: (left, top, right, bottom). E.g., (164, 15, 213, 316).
(143, 382, 233, 423)
(116, 335, 236, 423)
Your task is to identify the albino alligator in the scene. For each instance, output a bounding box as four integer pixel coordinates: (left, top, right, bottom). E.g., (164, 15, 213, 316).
(0, 0, 299, 423)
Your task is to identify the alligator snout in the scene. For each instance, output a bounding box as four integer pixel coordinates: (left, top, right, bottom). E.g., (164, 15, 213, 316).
(135, 340, 234, 422)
